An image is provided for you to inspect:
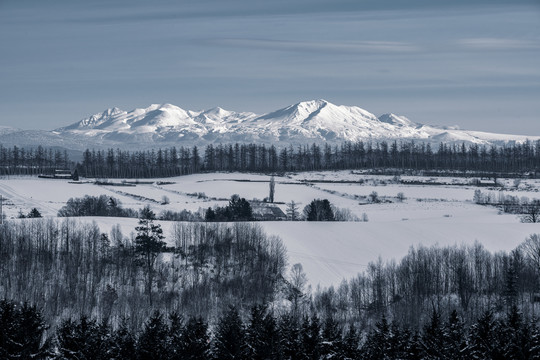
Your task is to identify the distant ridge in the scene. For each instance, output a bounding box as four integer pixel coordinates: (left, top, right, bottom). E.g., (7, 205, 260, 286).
(0, 100, 538, 150)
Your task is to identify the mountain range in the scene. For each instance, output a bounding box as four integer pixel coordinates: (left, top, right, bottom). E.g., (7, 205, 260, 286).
(0, 100, 538, 150)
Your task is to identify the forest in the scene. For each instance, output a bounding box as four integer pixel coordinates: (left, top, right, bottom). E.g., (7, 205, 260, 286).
(3, 299, 540, 359)
(2, 215, 540, 358)
(2, 139, 540, 177)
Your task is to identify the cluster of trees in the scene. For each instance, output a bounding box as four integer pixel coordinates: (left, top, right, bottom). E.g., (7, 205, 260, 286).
(0, 145, 71, 176)
(17, 207, 43, 218)
(0, 219, 286, 328)
(301, 199, 362, 222)
(303, 199, 335, 221)
(205, 195, 254, 221)
(57, 195, 138, 217)
(473, 189, 540, 222)
(307, 238, 540, 331)
(3, 299, 540, 360)
(57, 195, 204, 221)
(74, 140, 540, 178)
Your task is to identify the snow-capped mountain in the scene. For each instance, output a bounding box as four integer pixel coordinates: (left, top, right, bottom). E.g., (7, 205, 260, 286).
(1, 100, 538, 150)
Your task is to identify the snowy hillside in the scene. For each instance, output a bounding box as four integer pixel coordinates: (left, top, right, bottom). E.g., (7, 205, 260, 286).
(2, 171, 540, 288)
(0, 100, 538, 150)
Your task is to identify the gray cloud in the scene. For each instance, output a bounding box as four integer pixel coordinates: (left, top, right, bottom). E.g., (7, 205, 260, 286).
(458, 38, 540, 50)
(215, 38, 420, 54)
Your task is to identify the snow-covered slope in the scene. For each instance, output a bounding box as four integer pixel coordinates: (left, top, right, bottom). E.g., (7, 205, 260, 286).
(1, 100, 538, 149)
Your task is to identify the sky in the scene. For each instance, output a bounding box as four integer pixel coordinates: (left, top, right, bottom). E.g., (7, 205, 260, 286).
(0, 0, 539, 135)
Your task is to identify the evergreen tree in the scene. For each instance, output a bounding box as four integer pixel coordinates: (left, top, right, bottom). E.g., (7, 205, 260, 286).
(321, 315, 342, 359)
(468, 311, 503, 359)
(56, 316, 106, 360)
(27, 207, 42, 218)
(213, 306, 246, 360)
(168, 312, 185, 360)
(0, 300, 50, 360)
(422, 309, 445, 358)
(361, 314, 390, 360)
(278, 313, 301, 360)
(183, 317, 210, 360)
(300, 315, 322, 360)
(501, 305, 530, 359)
(303, 199, 335, 221)
(342, 323, 360, 360)
(443, 310, 466, 359)
(109, 318, 136, 360)
(135, 206, 166, 305)
(137, 311, 169, 360)
(245, 305, 278, 360)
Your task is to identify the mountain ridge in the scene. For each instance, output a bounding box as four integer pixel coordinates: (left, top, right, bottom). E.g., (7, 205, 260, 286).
(1, 100, 538, 150)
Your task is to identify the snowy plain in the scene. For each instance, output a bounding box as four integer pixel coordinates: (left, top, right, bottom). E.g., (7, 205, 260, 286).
(1, 171, 540, 289)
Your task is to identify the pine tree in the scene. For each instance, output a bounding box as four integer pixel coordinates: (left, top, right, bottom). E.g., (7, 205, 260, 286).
(468, 311, 502, 359)
(213, 306, 246, 360)
(109, 318, 136, 360)
(443, 310, 466, 359)
(137, 311, 169, 360)
(362, 314, 390, 359)
(300, 315, 322, 360)
(245, 305, 278, 360)
(422, 309, 445, 358)
(321, 315, 342, 359)
(502, 305, 530, 359)
(56, 316, 106, 360)
(168, 312, 186, 360)
(278, 313, 301, 360)
(0, 300, 50, 360)
(135, 206, 166, 305)
(342, 323, 360, 360)
(183, 317, 210, 360)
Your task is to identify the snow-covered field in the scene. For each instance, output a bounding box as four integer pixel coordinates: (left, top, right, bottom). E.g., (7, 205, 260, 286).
(1, 171, 540, 288)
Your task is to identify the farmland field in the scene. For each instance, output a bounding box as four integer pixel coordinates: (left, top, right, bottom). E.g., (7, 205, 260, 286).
(1, 171, 540, 288)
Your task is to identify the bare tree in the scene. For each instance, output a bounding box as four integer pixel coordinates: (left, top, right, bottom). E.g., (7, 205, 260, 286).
(521, 201, 540, 223)
(289, 263, 308, 317)
(286, 201, 300, 221)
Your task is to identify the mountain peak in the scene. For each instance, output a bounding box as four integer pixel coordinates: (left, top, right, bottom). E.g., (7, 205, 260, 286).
(378, 113, 415, 127)
(49, 100, 539, 148)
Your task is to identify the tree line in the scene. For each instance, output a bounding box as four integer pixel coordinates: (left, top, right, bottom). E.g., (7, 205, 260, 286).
(0, 145, 71, 176)
(3, 299, 540, 359)
(77, 140, 540, 178)
(2, 140, 540, 178)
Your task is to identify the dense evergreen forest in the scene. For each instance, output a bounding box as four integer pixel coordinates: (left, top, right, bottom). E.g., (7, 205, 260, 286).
(3, 299, 540, 359)
(2, 140, 540, 177)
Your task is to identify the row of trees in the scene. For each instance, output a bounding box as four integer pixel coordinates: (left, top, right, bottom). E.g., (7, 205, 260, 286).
(0, 145, 70, 175)
(473, 189, 540, 222)
(78, 140, 540, 178)
(3, 299, 540, 359)
(2, 140, 540, 178)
